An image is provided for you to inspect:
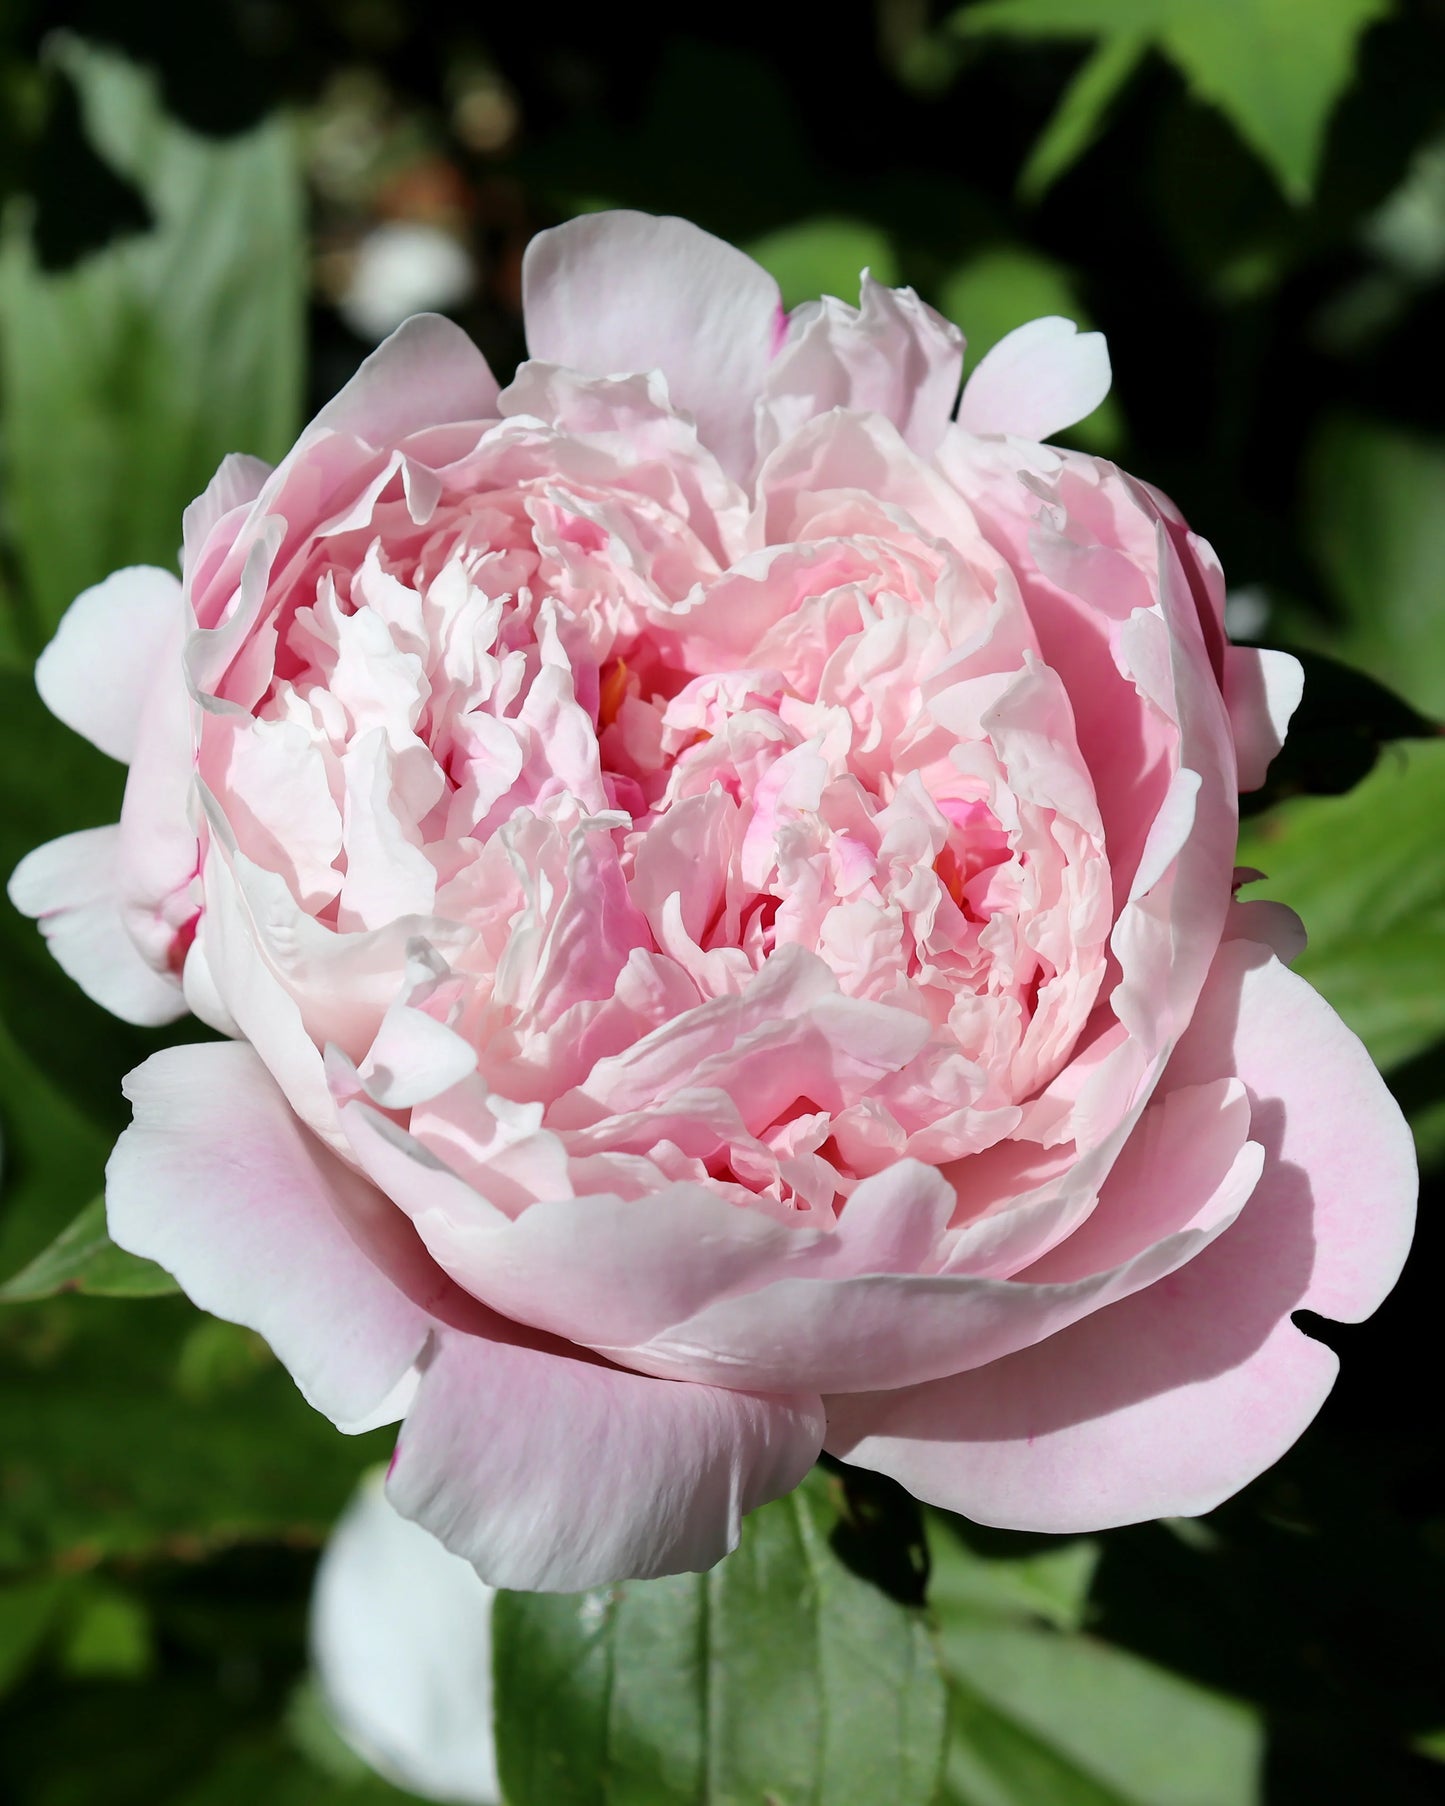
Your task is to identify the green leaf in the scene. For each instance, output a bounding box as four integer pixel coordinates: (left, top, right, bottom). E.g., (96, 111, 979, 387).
(1017, 32, 1148, 203)
(929, 1521, 1263, 1806)
(935, 247, 1122, 451)
(926, 1517, 1099, 1634)
(492, 1466, 948, 1806)
(0, 1195, 178, 1302)
(956, 0, 1388, 203)
(1302, 414, 1445, 717)
(1236, 740, 1445, 1073)
(745, 217, 900, 309)
(0, 33, 304, 646)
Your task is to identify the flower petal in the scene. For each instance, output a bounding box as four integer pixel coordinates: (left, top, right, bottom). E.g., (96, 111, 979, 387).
(822, 1220, 1338, 1533)
(310, 313, 500, 448)
(107, 1043, 442, 1428)
(523, 211, 781, 481)
(8, 827, 185, 1026)
(35, 566, 182, 764)
(1225, 645, 1304, 792)
(387, 1328, 824, 1591)
(957, 317, 1111, 442)
(1164, 935, 1416, 1323)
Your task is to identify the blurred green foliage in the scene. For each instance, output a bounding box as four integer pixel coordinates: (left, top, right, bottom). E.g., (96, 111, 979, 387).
(0, 3, 1442, 1802)
(0, 35, 303, 653)
(954, 0, 1390, 203)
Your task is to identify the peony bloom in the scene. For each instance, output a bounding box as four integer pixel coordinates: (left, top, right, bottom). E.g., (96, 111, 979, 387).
(12, 212, 1415, 1589)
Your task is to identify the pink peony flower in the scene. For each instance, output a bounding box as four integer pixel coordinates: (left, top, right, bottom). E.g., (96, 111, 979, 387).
(12, 212, 1415, 1590)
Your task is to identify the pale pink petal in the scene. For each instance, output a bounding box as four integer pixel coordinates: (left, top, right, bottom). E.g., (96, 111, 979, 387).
(8, 827, 186, 1026)
(355, 1005, 479, 1112)
(1226, 896, 1307, 964)
(1163, 936, 1416, 1323)
(387, 1327, 824, 1590)
(181, 453, 272, 570)
(180, 924, 242, 1036)
(35, 566, 182, 763)
(1225, 646, 1304, 792)
(1126, 766, 1201, 903)
(107, 1043, 440, 1428)
(115, 607, 200, 978)
(310, 313, 500, 448)
(821, 1221, 1339, 1533)
(523, 212, 781, 481)
(193, 804, 473, 1150)
(957, 316, 1111, 442)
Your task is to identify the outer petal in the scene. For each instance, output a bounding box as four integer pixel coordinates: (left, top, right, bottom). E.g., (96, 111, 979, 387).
(312, 1470, 500, 1805)
(824, 939, 1416, 1529)
(309, 313, 500, 448)
(822, 1222, 1337, 1533)
(388, 1328, 824, 1592)
(1164, 936, 1416, 1322)
(35, 566, 182, 763)
(957, 316, 1111, 442)
(181, 452, 272, 571)
(8, 827, 186, 1026)
(115, 602, 201, 977)
(107, 1043, 443, 1427)
(1225, 645, 1304, 792)
(523, 212, 781, 482)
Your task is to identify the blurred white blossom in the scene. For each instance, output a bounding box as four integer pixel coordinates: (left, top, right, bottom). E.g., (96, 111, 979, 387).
(339, 222, 476, 342)
(310, 1469, 500, 1804)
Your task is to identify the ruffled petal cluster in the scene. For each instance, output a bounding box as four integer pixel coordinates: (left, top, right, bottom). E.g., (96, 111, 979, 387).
(12, 211, 1414, 1590)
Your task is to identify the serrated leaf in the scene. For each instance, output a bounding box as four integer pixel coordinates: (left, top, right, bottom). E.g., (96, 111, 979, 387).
(492, 1466, 948, 1806)
(1237, 739, 1445, 1073)
(0, 33, 304, 646)
(0, 1195, 178, 1302)
(956, 0, 1387, 203)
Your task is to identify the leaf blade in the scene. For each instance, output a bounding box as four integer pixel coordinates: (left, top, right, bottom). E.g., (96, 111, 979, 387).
(492, 1469, 948, 1806)
(0, 1195, 178, 1303)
